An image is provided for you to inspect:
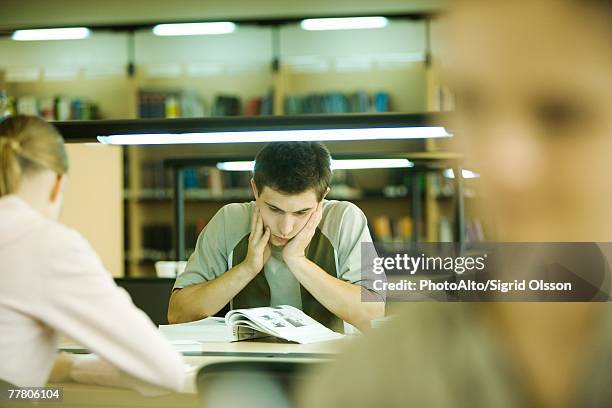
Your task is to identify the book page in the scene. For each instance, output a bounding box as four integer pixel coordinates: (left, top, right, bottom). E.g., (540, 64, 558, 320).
(226, 305, 343, 344)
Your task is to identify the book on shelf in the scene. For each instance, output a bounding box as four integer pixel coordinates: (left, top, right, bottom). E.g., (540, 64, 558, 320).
(139, 89, 274, 118)
(260, 93, 273, 115)
(206, 167, 223, 198)
(136, 161, 252, 200)
(138, 89, 205, 118)
(245, 93, 273, 116)
(372, 215, 392, 242)
(374, 91, 391, 112)
(284, 90, 391, 114)
(372, 215, 414, 243)
(141, 224, 173, 262)
(349, 90, 370, 112)
(12, 94, 99, 120)
(245, 97, 261, 116)
(140, 221, 205, 263)
(138, 217, 207, 264)
(212, 94, 241, 116)
(139, 161, 172, 199)
(159, 305, 343, 345)
(394, 216, 413, 241)
(138, 91, 165, 118)
(137, 162, 419, 202)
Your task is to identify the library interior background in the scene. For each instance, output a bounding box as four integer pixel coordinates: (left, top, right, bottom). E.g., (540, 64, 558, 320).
(1, 0, 464, 282)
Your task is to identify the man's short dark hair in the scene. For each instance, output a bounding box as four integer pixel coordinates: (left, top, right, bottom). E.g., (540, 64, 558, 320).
(253, 142, 331, 200)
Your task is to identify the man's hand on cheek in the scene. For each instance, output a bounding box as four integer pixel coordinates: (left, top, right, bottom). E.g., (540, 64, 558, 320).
(242, 206, 272, 275)
(282, 202, 323, 262)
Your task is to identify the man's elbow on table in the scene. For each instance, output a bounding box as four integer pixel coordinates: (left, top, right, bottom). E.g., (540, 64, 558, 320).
(168, 289, 197, 324)
(168, 286, 222, 324)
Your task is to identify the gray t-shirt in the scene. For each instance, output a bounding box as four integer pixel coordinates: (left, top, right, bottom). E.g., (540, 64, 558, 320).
(174, 200, 375, 309)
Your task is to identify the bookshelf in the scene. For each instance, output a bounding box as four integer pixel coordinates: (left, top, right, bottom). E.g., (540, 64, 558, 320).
(0, 18, 432, 119)
(135, 69, 275, 118)
(281, 65, 426, 114)
(1, 69, 464, 278)
(1, 66, 415, 119)
(1, 17, 475, 277)
(3, 75, 137, 120)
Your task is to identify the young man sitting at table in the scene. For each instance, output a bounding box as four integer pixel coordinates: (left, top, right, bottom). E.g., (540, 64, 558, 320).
(168, 141, 384, 332)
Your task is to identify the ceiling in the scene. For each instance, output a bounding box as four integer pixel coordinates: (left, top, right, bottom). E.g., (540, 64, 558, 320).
(0, 0, 447, 30)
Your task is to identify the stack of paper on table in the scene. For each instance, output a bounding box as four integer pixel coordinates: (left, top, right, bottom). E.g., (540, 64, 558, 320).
(159, 316, 233, 351)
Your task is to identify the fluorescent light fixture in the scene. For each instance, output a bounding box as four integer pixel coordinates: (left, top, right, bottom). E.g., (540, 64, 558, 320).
(217, 159, 413, 171)
(443, 169, 480, 179)
(12, 27, 90, 41)
(217, 161, 254, 171)
(97, 126, 451, 145)
(331, 159, 413, 169)
(152, 22, 236, 36)
(301, 17, 388, 31)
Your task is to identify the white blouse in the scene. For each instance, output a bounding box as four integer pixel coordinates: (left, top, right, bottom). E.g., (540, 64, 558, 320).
(0, 195, 184, 391)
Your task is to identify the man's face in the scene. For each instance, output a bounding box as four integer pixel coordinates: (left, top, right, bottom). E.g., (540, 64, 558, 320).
(253, 184, 320, 247)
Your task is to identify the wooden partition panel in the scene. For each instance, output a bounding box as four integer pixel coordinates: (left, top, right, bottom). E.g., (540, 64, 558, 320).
(60, 144, 124, 276)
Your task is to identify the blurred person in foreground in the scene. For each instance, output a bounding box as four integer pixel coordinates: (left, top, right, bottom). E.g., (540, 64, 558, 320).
(298, 1, 612, 407)
(0, 115, 185, 395)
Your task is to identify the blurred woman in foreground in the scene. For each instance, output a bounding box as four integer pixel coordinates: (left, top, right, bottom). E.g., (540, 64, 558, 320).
(299, 1, 612, 407)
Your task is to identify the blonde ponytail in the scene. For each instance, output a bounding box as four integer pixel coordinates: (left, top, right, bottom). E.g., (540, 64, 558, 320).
(0, 115, 68, 197)
(0, 137, 22, 196)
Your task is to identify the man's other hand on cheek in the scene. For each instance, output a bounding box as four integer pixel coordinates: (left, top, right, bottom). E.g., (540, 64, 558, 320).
(282, 201, 323, 262)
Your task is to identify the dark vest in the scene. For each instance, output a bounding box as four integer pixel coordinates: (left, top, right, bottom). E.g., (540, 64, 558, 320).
(231, 228, 341, 331)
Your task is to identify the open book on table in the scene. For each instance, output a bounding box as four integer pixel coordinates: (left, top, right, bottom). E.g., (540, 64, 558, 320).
(226, 305, 343, 344)
(159, 305, 343, 345)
